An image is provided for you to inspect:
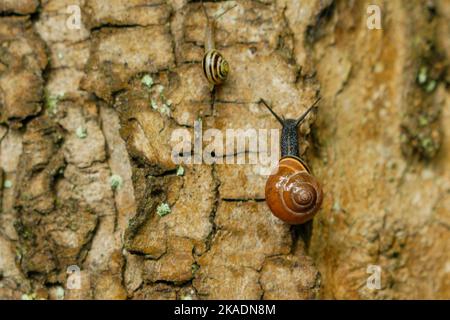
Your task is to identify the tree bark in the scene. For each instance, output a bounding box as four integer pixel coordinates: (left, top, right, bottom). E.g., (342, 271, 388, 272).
(0, 0, 448, 300)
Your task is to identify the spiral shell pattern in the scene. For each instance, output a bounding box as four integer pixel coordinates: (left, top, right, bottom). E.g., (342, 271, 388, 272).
(265, 157, 323, 224)
(202, 49, 229, 85)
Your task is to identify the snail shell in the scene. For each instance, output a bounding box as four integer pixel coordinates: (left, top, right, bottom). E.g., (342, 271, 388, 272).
(265, 157, 323, 225)
(202, 49, 230, 85)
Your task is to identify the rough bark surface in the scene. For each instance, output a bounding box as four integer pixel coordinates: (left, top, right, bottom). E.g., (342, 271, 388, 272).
(0, 0, 448, 300)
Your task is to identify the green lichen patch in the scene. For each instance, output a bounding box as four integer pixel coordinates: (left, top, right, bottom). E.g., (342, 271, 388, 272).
(14, 221, 35, 242)
(110, 174, 123, 190)
(151, 99, 158, 110)
(191, 263, 200, 275)
(418, 115, 429, 127)
(332, 200, 341, 212)
(3, 180, 12, 189)
(21, 293, 37, 300)
(55, 286, 65, 300)
(176, 166, 185, 176)
(75, 127, 88, 139)
(45, 92, 64, 115)
(416, 61, 443, 94)
(401, 128, 441, 160)
(420, 136, 435, 155)
(156, 202, 171, 217)
(141, 74, 154, 88)
(425, 80, 436, 93)
(148, 81, 172, 117)
(417, 66, 428, 84)
(159, 104, 171, 116)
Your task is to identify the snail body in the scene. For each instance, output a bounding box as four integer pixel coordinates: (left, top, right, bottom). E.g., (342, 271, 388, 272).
(201, 1, 235, 87)
(260, 99, 323, 225)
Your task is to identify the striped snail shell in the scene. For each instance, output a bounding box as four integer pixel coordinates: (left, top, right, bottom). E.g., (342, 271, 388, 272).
(201, 0, 235, 87)
(265, 157, 323, 225)
(202, 49, 230, 85)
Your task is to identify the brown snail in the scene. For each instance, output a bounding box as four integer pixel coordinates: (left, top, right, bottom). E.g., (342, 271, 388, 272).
(201, 1, 236, 88)
(259, 98, 323, 225)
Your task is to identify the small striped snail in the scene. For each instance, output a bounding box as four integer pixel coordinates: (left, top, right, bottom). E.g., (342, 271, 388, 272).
(201, 1, 236, 88)
(259, 98, 323, 225)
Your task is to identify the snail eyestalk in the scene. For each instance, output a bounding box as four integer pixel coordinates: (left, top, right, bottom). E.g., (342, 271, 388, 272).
(214, 4, 238, 20)
(259, 99, 284, 125)
(202, 1, 238, 53)
(259, 98, 321, 158)
(295, 97, 321, 127)
(201, 0, 210, 22)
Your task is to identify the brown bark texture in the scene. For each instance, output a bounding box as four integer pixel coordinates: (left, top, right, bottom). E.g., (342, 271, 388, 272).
(0, 0, 449, 300)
